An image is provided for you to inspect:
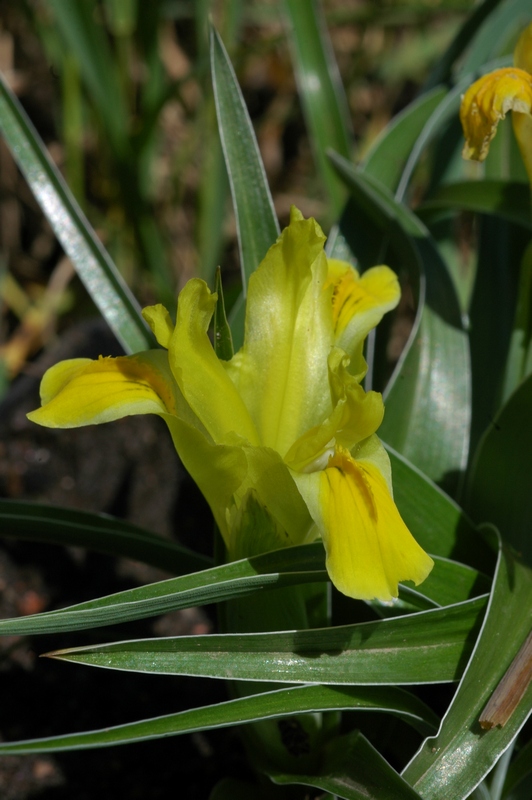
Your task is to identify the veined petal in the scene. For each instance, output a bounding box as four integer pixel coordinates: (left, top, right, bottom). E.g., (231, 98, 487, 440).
(325, 260, 400, 369)
(28, 351, 179, 428)
(460, 67, 532, 162)
(142, 304, 175, 349)
(294, 444, 433, 601)
(168, 279, 260, 446)
(225, 207, 334, 456)
(285, 349, 384, 472)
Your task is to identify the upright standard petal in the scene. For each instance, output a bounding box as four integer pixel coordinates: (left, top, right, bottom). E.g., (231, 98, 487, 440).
(293, 439, 433, 601)
(225, 207, 334, 457)
(28, 351, 179, 428)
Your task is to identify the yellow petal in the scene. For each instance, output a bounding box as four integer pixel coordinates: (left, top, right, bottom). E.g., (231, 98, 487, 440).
(284, 349, 384, 472)
(513, 21, 532, 73)
(325, 260, 400, 369)
(165, 413, 312, 555)
(169, 279, 260, 446)
(28, 351, 178, 428)
(225, 207, 334, 456)
(227, 490, 292, 561)
(142, 304, 175, 349)
(294, 445, 433, 601)
(512, 107, 532, 183)
(460, 67, 532, 161)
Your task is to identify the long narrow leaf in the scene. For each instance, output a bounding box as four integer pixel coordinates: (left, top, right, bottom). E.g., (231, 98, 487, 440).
(326, 85, 447, 265)
(0, 499, 209, 575)
(46, 0, 128, 155)
(0, 545, 484, 636)
(457, 0, 532, 80)
(422, 0, 504, 90)
(283, 0, 351, 216)
(394, 65, 508, 203)
(0, 684, 438, 755)
(0, 543, 326, 636)
(211, 27, 279, 296)
(502, 242, 532, 403)
(502, 737, 532, 799)
(46, 597, 487, 685)
(0, 73, 153, 353)
(361, 87, 447, 193)
(466, 374, 532, 565)
(417, 181, 532, 231)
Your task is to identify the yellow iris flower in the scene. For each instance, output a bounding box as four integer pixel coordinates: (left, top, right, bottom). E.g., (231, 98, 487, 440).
(460, 22, 532, 181)
(28, 208, 433, 601)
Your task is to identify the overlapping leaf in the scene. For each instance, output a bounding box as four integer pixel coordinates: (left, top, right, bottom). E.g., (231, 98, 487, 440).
(467, 374, 532, 565)
(361, 87, 447, 193)
(0, 684, 437, 756)
(283, 0, 351, 217)
(329, 153, 471, 491)
(0, 544, 487, 636)
(211, 27, 279, 297)
(44, 597, 486, 685)
(270, 729, 424, 800)
(0, 499, 209, 575)
(0, 543, 326, 635)
(403, 529, 532, 798)
(418, 181, 532, 231)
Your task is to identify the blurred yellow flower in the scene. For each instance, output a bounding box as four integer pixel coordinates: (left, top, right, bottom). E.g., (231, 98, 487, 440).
(28, 208, 433, 602)
(460, 22, 532, 181)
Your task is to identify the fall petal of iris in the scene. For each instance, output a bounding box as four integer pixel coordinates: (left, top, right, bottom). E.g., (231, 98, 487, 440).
(27, 352, 179, 428)
(294, 444, 433, 601)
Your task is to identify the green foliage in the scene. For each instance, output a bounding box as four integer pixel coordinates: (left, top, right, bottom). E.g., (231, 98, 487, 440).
(0, 1, 531, 798)
(283, 0, 352, 219)
(403, 529, 532, 798)
(0, 72, 153, 354)
(0, 685, 437, 755)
